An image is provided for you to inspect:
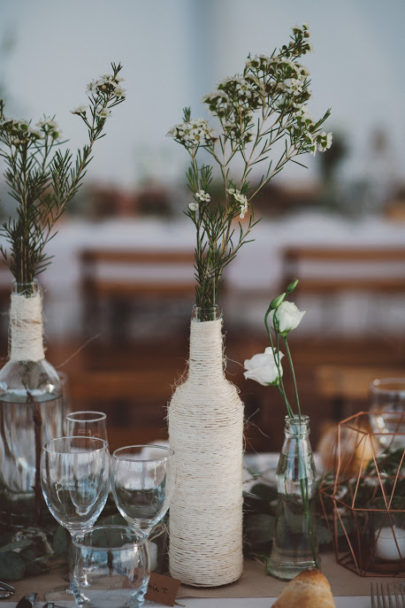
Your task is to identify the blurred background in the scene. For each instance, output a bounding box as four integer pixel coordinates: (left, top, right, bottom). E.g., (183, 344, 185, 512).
(1, 0, 405, 451)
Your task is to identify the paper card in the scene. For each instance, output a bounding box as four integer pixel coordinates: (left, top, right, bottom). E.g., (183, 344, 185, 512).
(145, 571, 181, 606)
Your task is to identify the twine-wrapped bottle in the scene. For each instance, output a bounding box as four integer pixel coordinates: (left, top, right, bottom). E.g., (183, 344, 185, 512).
(168, 306, 244, 586)
(0, 281, 64, 524)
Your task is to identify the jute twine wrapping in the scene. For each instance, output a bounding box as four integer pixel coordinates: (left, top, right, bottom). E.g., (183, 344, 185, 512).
(9, 291, 44, 362)
(168, 317, 244, 586)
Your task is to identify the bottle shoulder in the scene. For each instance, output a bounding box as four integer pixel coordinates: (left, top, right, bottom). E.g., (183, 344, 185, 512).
(0, 358, 61, 402)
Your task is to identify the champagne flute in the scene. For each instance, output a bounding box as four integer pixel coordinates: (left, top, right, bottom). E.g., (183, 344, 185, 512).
(110, 445, 174, 542)
(66, 410, 108, 443)
(41, 436, 110, 600)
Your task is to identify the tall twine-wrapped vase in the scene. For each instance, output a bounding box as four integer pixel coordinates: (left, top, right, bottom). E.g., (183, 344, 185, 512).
(167, 305, 244, 586)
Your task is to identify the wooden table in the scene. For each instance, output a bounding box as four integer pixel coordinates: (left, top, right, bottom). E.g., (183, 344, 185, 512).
(9, 553, 400, 603)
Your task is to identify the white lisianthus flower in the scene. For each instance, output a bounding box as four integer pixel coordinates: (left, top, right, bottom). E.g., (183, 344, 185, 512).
(243, 347, 283, 386)
(270, 301, 305, 334)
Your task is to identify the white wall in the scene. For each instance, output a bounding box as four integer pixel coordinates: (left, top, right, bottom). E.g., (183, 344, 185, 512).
(0, 0, 404, 187)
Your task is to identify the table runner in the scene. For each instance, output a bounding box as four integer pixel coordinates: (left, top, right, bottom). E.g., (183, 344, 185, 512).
(10, 554, 400, 601)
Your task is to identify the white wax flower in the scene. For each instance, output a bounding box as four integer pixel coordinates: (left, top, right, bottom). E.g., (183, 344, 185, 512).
(375, 526, 405, 561)
(243, 347, 283, 386)
(270, 301, 305, 334)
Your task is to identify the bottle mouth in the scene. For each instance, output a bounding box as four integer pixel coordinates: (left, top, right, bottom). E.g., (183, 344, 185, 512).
(12, 279, 40, 296)
(285, 414, 310, 436)
(192, 305, 222, 322)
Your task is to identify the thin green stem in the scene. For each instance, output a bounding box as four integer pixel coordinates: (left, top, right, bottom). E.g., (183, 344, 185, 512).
(282, 336, 302, 419)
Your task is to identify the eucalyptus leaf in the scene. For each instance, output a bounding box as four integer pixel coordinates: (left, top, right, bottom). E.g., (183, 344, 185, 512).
(250, 483, 278, 503)
(25, 559, 49, 577)
(317, 522, 332, 546)
(0, 538, 32, 553)
(0, 551, 26, 580)
(245, 513, 275, 544)
(52, 526, 68, 556)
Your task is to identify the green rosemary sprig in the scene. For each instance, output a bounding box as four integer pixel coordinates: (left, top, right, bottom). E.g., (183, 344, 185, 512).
(0, 62, 125, 287)
(169, 25, 332, 308)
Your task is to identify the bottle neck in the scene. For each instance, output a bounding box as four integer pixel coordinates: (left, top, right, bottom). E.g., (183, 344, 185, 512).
(9, 281, 45, 362)
(188, 307, 224, 381)
(284, 415, 310, 439)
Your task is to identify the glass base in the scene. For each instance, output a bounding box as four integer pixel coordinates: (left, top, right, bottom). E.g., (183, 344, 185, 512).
(44, 585, 75, 602)
(267, 553, 320, 580)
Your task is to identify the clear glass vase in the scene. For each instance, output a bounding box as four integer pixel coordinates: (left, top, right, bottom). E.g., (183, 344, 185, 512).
(267, 415, 319, 580)
(0, 280, 64, 525)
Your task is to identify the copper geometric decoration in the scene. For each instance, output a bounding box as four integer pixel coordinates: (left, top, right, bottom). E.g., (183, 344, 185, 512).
(319, 411, 405, 576)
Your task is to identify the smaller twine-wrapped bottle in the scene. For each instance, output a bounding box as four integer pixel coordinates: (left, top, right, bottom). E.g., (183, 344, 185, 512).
(0, 280, 64, 524)
(168, 305, 244, 586)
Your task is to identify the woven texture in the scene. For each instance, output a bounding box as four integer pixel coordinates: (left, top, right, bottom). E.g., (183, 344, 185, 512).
(9, 291, 44, 362)
(168, 317, 244, 586)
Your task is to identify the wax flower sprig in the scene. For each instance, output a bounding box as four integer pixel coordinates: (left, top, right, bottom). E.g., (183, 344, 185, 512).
(169, 24, 332, 310)
(244, 279, 305, 419)
(0, 62, 125, 289)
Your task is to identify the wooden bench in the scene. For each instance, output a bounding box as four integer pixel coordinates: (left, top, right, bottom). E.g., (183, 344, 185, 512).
(282, 246, 405, 295)
(80, 248, 196, 340)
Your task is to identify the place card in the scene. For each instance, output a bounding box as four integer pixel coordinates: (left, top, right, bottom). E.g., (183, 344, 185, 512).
(145, 571, 181, 606)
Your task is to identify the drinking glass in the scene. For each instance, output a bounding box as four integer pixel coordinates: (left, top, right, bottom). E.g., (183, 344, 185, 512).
(66, 410, 108, 443)
(41, 436, 110, 537)
(369, 378, 405, 449)
(41, 436, 110, 601)
(110, 445, 174, 541)
(72, 525, 150, 608)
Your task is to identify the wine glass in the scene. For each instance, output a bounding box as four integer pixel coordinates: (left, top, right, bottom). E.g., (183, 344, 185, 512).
(66, 410, 108, 443)
(369, 378, 405, 449)
(41, 436, 110, 600)
(110, 445, 175, 542)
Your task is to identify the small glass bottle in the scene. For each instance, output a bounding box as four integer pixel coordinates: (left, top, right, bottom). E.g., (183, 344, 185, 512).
(267, 415, 319, 580)
(0, 280, 64, 524)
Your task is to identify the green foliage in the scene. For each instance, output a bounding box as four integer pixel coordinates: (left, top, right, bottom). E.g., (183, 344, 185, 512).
(0, 63, 125, 285)
(169, 25, 331, 307)
(243, 479, 331, 564)
(0, 551, 25, 580)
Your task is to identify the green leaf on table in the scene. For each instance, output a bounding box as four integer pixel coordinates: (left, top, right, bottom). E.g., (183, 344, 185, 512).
(250, 483, 278, 503)
(317, 522, 332, 546)
(25, 558, 49, 577)
(0, 551, 26, 580)
(245, 513, 275, 545)
(0, 538, 32, 553)
(52, 525, 69, 556)
(0, 529, 13, 547)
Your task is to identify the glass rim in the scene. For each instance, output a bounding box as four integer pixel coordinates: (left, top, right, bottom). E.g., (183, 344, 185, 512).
(112, 443, 173, 462)
(12, 278, 39, 288)
(284, 414, 309, 423)
(72, 524, 145, 549)
(66, 410, 107, 423)
(42, 435, 108, 454)
(370, 378, 405, 395)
